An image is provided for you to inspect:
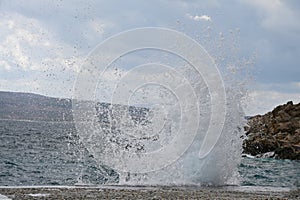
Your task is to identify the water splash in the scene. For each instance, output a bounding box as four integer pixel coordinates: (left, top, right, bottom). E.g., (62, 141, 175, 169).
(72, 27, 249, 186)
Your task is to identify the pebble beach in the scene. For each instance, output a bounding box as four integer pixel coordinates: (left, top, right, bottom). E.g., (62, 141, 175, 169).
(0, 186, 299, 200)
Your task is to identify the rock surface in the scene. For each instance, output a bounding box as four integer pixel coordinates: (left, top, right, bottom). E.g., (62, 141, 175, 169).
(243, 101, 300, 160)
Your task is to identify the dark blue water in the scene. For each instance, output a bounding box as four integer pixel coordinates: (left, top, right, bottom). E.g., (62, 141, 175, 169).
(0, 119, 299, 188)
(0, 120, 118, 186)
(239, 157, 300, 188)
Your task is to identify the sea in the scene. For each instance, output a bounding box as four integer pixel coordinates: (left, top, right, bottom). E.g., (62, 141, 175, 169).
(1, 119, 299, 189)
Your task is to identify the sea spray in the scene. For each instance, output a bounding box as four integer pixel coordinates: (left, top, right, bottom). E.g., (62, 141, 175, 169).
(72, 27, 249, 186)
(116, 89, 245, 186)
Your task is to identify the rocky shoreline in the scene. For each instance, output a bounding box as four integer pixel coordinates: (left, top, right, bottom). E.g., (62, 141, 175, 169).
(243, 101, 300, 160)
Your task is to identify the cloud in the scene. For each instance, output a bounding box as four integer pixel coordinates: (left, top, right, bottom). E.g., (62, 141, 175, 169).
(243, 89, 300, 116)
(242, 0, 300, 33)
(0, 11, 87, 97)
(243, 80, 300, 115)
(252, 81, 300, 94)
(0, 12, 53, 71)
(0, 77, 74, 99)
(0, 0, 299, 113)
(186, 14, 212, 22)
(0, 60, 11, 71)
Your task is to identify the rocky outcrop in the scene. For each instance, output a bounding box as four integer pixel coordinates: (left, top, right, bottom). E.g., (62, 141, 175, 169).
(243, 101, 300, 160)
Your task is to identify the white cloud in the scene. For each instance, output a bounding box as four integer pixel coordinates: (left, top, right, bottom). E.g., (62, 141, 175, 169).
(186, 14, 212, 22)
(89, 20, 106, 35)
(243, 89, 300, 116)
(0, 77, 74, 99)
(0, 0, 298, 104)
(242, 0, 300, 33)
(0, 12, 49, 71)
(0, 12, 85, 73)
(253, 81, 300, 93)
(0, 60, 11, 71)
(83, 18, 114, 44)
(0, 11, 88, 97)
(0, 79, 41, 93)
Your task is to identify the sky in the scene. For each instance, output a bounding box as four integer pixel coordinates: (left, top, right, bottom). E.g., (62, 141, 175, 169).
(0, 0, 299, 116)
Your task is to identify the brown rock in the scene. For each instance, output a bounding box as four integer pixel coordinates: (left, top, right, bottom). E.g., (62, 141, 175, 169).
(275, 110, 291, 122)
(289, 110, 300, 118)
(243, 101, 300, 160)
(275, 122, 293, 132)
(275, 145, 300, 160)
(275, 132, 288, 140)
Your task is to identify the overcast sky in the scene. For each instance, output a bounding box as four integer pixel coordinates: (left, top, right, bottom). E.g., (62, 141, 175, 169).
(0, 0, 299, 116)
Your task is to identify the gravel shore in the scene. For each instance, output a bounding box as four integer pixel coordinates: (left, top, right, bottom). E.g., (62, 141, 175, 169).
(0, 186, 299, 200)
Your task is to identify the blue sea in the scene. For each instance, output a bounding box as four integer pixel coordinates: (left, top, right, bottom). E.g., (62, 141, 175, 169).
(1, 119, 299, 189)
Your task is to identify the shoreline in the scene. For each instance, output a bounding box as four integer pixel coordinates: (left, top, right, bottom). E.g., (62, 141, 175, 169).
(0, 185, 299, 200)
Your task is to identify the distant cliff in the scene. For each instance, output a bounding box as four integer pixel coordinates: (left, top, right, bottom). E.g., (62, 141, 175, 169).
(0, 91, 149, 124)
(243, 101, 300, 160)
(0, 91, 73, 121)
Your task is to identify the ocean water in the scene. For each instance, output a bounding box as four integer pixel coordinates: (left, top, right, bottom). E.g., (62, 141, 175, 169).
(0, 119, 299, 189)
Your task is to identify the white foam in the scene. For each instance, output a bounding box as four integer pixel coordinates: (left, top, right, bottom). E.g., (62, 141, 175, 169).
(242, 154, 255, 158)
(0, 194, 11, 200)
(27, 193, 50, 197)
